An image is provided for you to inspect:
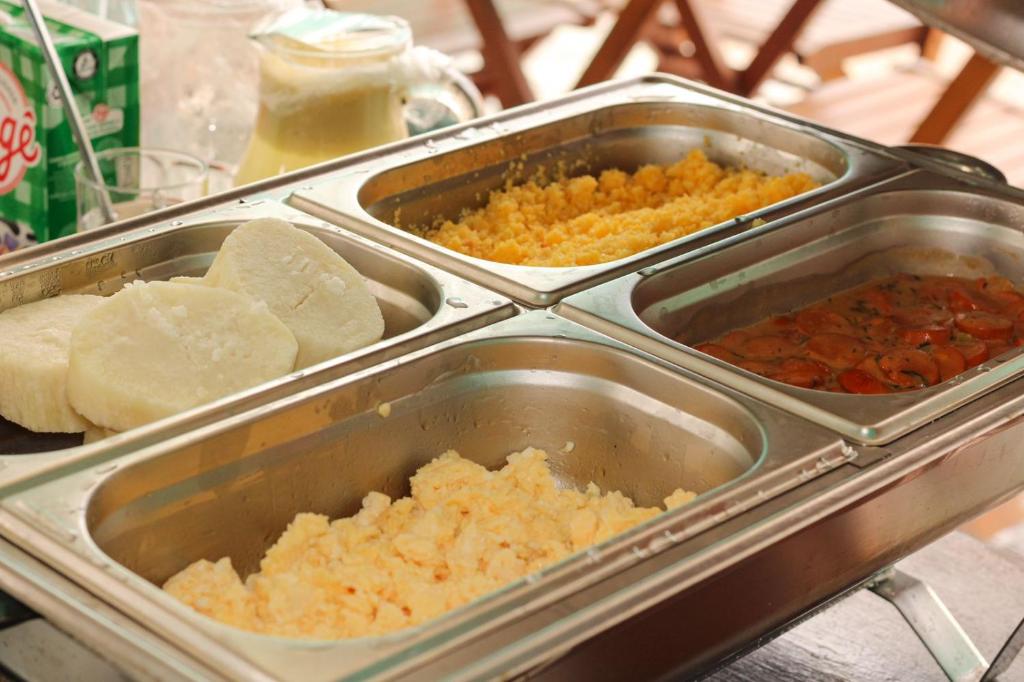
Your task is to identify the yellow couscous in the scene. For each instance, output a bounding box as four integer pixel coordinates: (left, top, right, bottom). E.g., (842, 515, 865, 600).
(163, 447, 695, 639)
(411, 149, 818, 267)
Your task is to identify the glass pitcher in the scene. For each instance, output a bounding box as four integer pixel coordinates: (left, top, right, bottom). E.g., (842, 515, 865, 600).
(138, 0, 302, 186)
(235, 10, 483, 186)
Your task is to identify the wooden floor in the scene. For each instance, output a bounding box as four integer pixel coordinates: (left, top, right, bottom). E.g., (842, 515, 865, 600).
(663, 0, 925, 73)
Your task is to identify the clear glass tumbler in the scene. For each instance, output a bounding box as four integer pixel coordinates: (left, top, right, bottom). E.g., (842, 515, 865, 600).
(75, 147, 208, 231)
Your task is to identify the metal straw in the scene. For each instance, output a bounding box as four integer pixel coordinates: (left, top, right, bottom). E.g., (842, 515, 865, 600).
(21, 0, 117, 224)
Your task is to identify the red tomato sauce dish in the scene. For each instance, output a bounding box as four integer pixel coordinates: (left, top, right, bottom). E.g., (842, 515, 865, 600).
(692, 274, 1024, 394)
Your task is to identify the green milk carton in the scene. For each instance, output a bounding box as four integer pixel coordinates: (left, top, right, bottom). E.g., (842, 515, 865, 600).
(0, 0, 138, 251)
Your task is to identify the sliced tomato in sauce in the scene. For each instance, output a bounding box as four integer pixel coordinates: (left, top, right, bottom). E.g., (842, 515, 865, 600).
(954, 311, 1013, 340)
(736, 359, 778, 376)
(949, 288, 996, 313)
(900, 326, 951, 346)
(930, 346, 966, 382)
(957, 341, 989, 368)
(879, 348, 939, 387)
(717, 330, 749, 351)
(977, 276, 1017, 294)
(806, 333, 867, 368)
(771, 358, 832, 389)
(985, 341, 1012, 360)
(892, 308, 954, 328)
(795, 308, 855, 336)
(861, 288, 894, 315)
(693, 343, 741, 363)
(698, 273, 1024, 394)
(740, 335, 802, 360)
(838, 369, 889, 394)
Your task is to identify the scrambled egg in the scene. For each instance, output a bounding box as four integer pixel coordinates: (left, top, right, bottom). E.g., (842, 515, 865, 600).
(164, 448, 696, 639)
(412, 149, 818, 267)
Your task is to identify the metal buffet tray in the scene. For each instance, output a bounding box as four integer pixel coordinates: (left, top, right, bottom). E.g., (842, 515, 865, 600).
(0, 313, 1022, 680)
(289, 78, 900, 306)
(0, 200, 514, 487)
(0, 312, 853, 681)
(558, 170, 1024, 445)
(891, 0, 1024, 73)
(0, 74, 1020, 680)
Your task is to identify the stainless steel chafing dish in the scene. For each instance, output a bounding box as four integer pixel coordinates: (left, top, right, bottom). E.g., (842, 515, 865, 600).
(0, 200, 514, 486)
(0, 75, 1019, 680)
(289, 79, 899, 306)
(0, 312, 851, 680)
(558, 170, 1024, 444)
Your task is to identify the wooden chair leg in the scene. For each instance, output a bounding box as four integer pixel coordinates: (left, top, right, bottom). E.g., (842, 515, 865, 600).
(576, 0, 663, 88)
(737, 0, 824, 96)
(464, 0, 534, 107)
(910, 51, 1000, 145)
(672, 0, 736, 90)
(919, 27, 943, 62)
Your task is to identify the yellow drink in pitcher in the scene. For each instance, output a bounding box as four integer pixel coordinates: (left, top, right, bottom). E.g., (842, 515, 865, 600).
(234, 10, 415, 186)
(234, 50, 408, 185)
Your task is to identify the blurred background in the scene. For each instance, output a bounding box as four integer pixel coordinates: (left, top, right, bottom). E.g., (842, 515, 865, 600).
(330, 0, 1024, 185)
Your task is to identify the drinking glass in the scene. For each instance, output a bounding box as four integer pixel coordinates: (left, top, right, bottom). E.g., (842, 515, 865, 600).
(75, 147, 208, 230)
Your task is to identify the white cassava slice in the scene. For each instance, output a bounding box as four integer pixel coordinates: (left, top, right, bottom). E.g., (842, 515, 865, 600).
(0, 295, 106, 432)
(204, 218, 384, 368)
(82, 424, 119, 444)
(67, 281, 298, 431)
(168, 275, 205, 285)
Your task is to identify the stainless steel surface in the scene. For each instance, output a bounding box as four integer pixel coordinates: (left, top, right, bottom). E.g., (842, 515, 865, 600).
(527, 377, 1024, 680)
(559, 170, 1024, 444)
(22, 0, 115, 224)
(0, 75, 1019, 679)
(291, 79, 900, 306)
(0, 200, 513, 488)
(3, 313, 1022, 679)
(0, 536, 214, 680)
(983, 616, 1024, 681)
(896, 144, 1007, 185)
(890, 1, 1024, 73)
(0, 312, 849, 681)
(870, 568, 988, 682)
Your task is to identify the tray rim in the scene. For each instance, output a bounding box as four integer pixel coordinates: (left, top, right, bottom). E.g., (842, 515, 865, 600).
(289, 79, 903, 306)
(0, 310, 853, 682)
(557, 169, 1024, 445)
(0, 200, 517, 490)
